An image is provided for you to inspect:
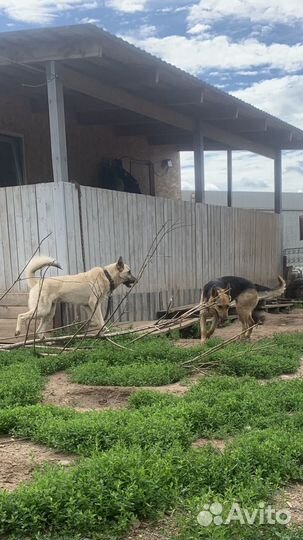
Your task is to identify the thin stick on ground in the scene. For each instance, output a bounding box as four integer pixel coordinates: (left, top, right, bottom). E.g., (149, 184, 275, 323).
(0, 319, 90, 343)
(0, 320, 169, 351)
(229, 339, 277, 359)
(105, 337, 134, 351)
(182, 323, 259, 369)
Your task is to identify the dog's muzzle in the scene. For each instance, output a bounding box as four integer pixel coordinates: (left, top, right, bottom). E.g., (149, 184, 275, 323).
(214, 308, 228, 323)
(124, 277, 137, 288)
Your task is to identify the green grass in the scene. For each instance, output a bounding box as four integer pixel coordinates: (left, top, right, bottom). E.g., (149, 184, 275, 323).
(69, 360, 187, 386)
(204, 333, 303, 379)
(68, 333, 302, 385)
(1, 427, 303, 538)
(0, 333, 303, 538)
(67, 336, 201, 366)
(0, 362, 43, 408)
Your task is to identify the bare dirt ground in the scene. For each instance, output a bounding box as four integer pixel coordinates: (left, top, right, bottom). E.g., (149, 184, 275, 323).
(220, 309, 303, 341)
(0, 436, 74, 491)
(42, 372, 197, 411)
(43, 372, 136, 411)
(123, 516, 178, 540)
(177, 309, 303, 347)
(192, 438, 228, 452)
(278, 358, 303, 381)
(276, 483, 303, 526)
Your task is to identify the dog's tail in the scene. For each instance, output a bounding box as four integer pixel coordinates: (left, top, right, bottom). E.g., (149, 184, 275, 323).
(26, 256, 62, 289)
(257, 276, 286, 300)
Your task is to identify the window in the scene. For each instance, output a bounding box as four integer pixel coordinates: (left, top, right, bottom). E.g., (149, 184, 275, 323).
(0, 134, 24, 187)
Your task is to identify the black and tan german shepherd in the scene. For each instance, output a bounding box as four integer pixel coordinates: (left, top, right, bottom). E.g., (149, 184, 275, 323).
(200, 275, 286, 343)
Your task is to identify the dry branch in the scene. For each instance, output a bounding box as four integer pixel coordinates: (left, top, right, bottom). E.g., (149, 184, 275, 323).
(182, 323, 259, 369)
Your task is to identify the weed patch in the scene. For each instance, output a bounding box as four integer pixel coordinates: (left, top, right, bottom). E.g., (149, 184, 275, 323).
(0, 363, 43, 408)
(70, 361, 186, 386)
(204, 333, 302, 379)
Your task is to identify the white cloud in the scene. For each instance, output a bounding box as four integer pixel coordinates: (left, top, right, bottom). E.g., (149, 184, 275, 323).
(181, 150, 303, 193)
(79, 16, 100, 24)
(0, 0, 146, 23)
(232, 75, 303, 129)
(0, 0, 96, 24)
(187, 23, 211, 36)
(181, 75, 303, 193)
(105, 0, 146, 12)
(123, 33, 303, 74)
(188, 0, 303, 25)
(136, 24, 157, 38)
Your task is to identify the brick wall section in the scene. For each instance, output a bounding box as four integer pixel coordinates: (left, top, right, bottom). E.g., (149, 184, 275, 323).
(0, 94, 53, 183)
(152, 146, 181, 199)
(0, 93, 181, 199)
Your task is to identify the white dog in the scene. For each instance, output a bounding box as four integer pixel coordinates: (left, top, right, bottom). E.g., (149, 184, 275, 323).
(15, 255, 136, 338)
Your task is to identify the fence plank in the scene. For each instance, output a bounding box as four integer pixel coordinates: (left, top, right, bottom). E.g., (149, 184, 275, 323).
(64, 183, 78, 275)
(0, 189, 13, 288)
(0, 183, 283, 320)
(5, 188, 20, 289)
(36, 183, 58, 277)
(21, 185, 39, 268)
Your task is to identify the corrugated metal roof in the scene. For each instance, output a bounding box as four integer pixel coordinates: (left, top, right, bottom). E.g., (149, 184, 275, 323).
(0, 23, 302, 151)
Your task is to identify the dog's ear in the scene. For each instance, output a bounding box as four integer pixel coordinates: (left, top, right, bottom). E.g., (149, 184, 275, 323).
(116, 256, 124, 271)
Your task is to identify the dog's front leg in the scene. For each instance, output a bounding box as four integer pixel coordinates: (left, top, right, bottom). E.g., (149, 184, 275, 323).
(95, 305, 110, 333)
(88, 297, 108, 332)
(200, 311, 209, 344)
(206, 317, 218, 339)
(96, 304, 106, 329)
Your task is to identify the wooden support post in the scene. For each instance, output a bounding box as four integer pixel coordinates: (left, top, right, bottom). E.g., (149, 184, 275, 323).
(227, 149, 232, 207)
(46, 61, 69, 183)
(274, 149, 282, 214)
(46, 62, 70, 291)
(193, 123, 205, 203)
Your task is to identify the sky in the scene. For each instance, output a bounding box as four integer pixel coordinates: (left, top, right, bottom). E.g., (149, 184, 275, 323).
(0, 0, 302, 193)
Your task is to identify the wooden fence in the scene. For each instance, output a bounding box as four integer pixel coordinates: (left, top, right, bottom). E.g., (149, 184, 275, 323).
(0, 182, 282, 321)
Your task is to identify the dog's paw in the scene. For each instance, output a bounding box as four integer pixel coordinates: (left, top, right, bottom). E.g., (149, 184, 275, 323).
(15, 330, 20, 337)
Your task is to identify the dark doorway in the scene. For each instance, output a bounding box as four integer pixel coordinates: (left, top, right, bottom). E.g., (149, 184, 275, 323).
(0, 134, 24, 187)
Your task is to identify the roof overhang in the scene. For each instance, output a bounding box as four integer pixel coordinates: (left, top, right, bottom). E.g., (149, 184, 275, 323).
(0, 24, 302, 159)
